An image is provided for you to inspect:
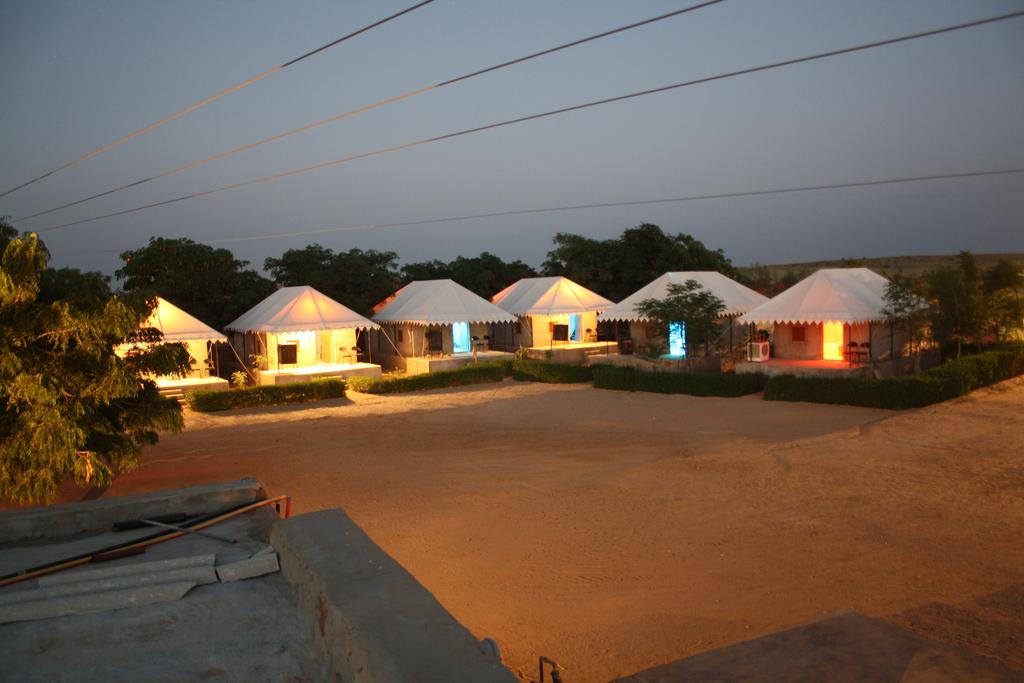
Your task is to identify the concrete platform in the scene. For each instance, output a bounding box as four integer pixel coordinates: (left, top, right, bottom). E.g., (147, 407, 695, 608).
(405, 350, 514, 375)
(523, 341, 618, 364)
(2, 481, 519, 682)
(736, 358, 870, 378)
(271, 509, 516, 683)
(0, 479, 264, 544)
(156, 376, 230, 392)
(258, 362, 382, 385)
(1, 509, 324, 683)
(613, 611, 1019, 682)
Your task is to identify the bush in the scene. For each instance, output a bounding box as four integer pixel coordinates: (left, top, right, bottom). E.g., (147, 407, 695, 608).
(762, 374, 951, 409)
(510, 360, 593, 383)
(187, 379, 346, 412)
(346, 362, 510, 394)
(592, 366, 768, 397)
(764, 343, 1024, 409)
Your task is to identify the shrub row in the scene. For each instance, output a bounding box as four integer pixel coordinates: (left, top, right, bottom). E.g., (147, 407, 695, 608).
(346, 362, 508, 394)
(763, 344, 1024, 409)
(762, 374, 950, 409)
(509, 359, 593, 383)
(592, 366, 768, 397)
(187, 379, 346, 412)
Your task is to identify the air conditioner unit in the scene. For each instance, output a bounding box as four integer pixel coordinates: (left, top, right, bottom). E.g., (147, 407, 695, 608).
(747, 341, 770, 362)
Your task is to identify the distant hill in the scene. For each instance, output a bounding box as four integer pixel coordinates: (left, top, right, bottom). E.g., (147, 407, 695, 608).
(739, 253, 1024, 280)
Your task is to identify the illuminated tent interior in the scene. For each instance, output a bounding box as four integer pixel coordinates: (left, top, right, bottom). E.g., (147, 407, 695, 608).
(226, 286, 382, 384)
(117, 296, 228, 390)
(371, 279, 517, 373)
(490, 276, 613, 350)
(599, 272, 768, 357)
(738, 268, 893, 363)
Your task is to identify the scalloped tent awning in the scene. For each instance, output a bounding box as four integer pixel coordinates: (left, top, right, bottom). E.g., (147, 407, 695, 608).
(599, 272, 768, 322)
(372, 279, 517, 325)
(225, 286, 379, 333)
(491, 276, 612, 316)
(145, 297, 226, 342)
(737, 268, 891, 325)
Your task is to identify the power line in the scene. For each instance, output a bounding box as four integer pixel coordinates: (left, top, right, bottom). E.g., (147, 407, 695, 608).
(35, 9, 1024, 234)
(76, 167, 1024, 254)
(0, 0, 436, 200)
(14, 0, 726, 223)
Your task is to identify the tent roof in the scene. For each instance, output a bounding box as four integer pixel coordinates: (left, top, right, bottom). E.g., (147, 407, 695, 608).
(491, 276, 612, 316)
(225, 286, 379, 333)
(144, 297, 226, 342)
(738, 268, 891, 325)
(598, 272, 769, 322)
(372, 279, 516, 325)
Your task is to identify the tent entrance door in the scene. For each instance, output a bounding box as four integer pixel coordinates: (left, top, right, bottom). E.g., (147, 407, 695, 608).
(317, 330, 334, 364)
(452, 322, 471, 354)
(568, 314, 582, 342)
(668, 321, 686, 357)
(823, 322, 844, 361)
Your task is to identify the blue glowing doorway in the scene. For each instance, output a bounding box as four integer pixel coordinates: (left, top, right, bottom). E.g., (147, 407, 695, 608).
(452, 322, 471, 353)
(568, 314, 582, 342)
(669, 322, 686, 357)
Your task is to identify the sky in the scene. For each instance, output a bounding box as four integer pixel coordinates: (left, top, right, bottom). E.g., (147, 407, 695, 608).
(1, 0, 1022, 278)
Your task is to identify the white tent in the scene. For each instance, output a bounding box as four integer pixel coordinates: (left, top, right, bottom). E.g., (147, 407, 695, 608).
(120, 297, 227, 387)
(491, 276, 611, 315)
(373, 279, 516, 325)
(143, 297, 226, 342)
(226, 286, 378, 332)
(738, 268, 890, 325)
(599, 272, 768, 322)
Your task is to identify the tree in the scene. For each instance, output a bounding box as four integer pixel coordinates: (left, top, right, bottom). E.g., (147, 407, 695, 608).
(401, 252, 537, 298)
(264, 244, 401, 316)
(882, 273, 929, 358)
(117, 237, 275, 331)
(634, 280, 726, 357)
(982, 259, 1024, 341)
(543, 223, 740, 302)
(924, 252, 986, 357)
(39, 267, 112, 309)
(0, 216, 17, 253)
(1, 234, 190, 503)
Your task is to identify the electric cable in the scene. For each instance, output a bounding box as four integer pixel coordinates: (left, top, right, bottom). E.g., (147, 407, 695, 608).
(36, 9, 1024, 234)
(0, 0, 435, 199)
(73, 167, 1024, 253)
(14, 0, 725, 223)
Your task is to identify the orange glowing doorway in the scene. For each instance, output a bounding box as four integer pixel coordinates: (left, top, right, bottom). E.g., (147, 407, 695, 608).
(823, 321, 844, 360)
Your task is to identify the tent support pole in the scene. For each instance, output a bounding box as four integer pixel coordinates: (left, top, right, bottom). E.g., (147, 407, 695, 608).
(225, 338, 259, 385)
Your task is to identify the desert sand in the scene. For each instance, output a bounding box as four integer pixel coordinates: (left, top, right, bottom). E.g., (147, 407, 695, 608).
(52, 378, 1024, 681)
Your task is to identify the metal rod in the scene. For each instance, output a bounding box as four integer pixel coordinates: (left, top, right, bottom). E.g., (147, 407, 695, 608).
(138, 518, 237, 544)
(1, 495, 291, 588)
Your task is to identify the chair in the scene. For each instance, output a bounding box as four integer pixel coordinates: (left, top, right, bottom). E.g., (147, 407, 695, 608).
(845, 341, 859, 367)
(858, 341, 871, 364)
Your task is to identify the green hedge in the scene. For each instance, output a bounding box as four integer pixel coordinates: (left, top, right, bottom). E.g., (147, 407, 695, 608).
(762, 374, 950, 409)
(187, 379, 346, 412)
(346, 362, 509, 394)
(592, 366, 768, 397)
(763, 344, 1024, 409)
(510, 359, 593, 383)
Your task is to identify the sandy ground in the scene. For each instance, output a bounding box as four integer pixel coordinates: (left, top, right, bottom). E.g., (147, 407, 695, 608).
(40, 378, 1024, 681)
